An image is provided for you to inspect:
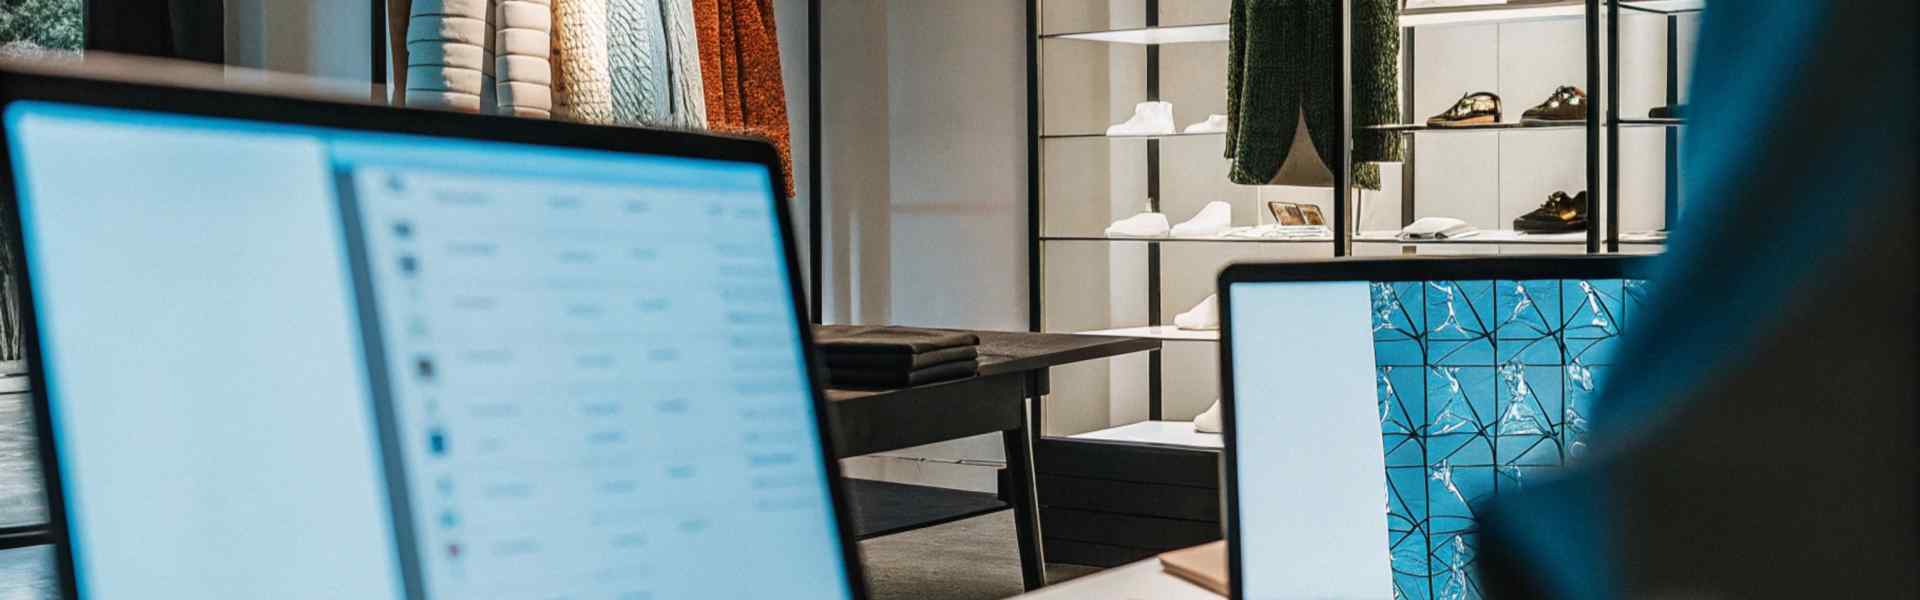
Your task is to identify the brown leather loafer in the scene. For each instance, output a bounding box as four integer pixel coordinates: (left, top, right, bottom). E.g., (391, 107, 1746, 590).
(1521, 86, 1588, 125)
(1428, 91, 1502, 127)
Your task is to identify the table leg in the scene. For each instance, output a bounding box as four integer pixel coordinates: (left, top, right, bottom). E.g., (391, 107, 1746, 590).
(1003, 398, 1048, 591)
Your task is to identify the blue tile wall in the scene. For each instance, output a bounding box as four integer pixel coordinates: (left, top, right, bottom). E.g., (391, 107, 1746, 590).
(1371, 279, 1639, 600)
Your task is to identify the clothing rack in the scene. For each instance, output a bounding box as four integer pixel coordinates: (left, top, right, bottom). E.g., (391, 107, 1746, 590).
(371, 0, 827, 321)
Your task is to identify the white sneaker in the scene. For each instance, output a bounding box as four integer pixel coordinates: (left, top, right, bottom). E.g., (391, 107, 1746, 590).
(1171, 201, 1233, 237)
(1174, 294, 1219, 330)
(1194, 399, 1223, 433)
(1184, 114, 1228, 133)
(1398, 217, 1479, 240)
(1105, 212, 1171, 237)
(1107, 101, 1176, 136)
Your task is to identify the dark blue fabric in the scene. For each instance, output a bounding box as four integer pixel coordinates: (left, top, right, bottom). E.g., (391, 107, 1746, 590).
(1481, 2, 1917, 598)
(1593, 3, 1913, 442)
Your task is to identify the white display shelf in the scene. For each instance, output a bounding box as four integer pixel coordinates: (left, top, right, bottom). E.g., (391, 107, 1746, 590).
(1041, 234, 1333, 244)
(1400, 0, 1704, 28)
(1620, 231, 1669, 245)
(1400, 0, 1587, 27)
(1042, 23, 1229, 45)
(1617, 117, 1686, 127)
(1355, 229, 1588, 245)
(1077, 325, 1219, 342)
(1354, 230, 1669, 246)
(1370, 118, 1681, 134)
(1370, 122, 1584, 133)
(1040, 131, 1225, 141)
(1070, 420, 1223, 450)
(1619, 0, 1706, 16)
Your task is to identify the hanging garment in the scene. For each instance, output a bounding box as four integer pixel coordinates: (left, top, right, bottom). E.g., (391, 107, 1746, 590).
(495, 0, 555, 117)
(661, 0, 709, 129)
(406, 0, 492, 112)
(608, 0, 672, 124)
(1226, 0, 1400, 189)
(695, 0, 793, 197)
(554, 0, 615, 123)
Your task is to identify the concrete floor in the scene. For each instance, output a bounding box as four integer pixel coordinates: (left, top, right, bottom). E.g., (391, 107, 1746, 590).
(859, 511, 1101, 600)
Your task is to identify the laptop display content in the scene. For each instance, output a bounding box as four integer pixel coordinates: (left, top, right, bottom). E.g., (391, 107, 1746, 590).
(1223, 268, 1647, 600)
(6, 101, 852, 599)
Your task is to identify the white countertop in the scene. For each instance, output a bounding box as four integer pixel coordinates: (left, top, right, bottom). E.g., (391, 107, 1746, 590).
(1069, 420, 1224, 450)
(1006, 558, 1221, 599)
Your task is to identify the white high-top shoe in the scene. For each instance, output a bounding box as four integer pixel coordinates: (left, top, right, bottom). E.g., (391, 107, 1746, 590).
(1184, 114, 1228, 134)
(1174, 294, 1219, 331)
(1171, 201, 1233, 237)
(1105, 212, 1171, 237)
(1194, 399, 1223, 433)
(1107, 101, 1177, 136)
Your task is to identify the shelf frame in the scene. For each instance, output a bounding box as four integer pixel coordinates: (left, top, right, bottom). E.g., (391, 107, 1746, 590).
(1040, 22, 1229, 45)
(1027, 0, 1681, 449)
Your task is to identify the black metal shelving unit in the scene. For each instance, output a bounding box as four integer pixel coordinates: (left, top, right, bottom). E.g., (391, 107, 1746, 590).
(1024, 0, 1697, 571)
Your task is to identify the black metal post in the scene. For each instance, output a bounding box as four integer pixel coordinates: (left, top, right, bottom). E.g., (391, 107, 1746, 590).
(1400, 26, 1416, 229)
(1144, 0, 1163, 421)
(1605, 0, 1620, 252)
(808, 0, 824, 322)
(1584, 0, 1601, 253)
(372, 0, 387, 102)
(1028, 0, 1042, 333)
(1333, 0, 1352, 256)
(1663, 13, 1680, 232)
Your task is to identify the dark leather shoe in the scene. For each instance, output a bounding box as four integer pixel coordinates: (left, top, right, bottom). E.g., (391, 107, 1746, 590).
(1649, 104, 1686, 118)
(1513, 191, 1589, 233)
(1428, 92, 1502, 127)
(1521, 86, 1588, 124)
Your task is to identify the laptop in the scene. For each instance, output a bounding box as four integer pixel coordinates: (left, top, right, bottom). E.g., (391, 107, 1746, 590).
(1217, 257, 1654, 600)
(0, 61, 865, 599)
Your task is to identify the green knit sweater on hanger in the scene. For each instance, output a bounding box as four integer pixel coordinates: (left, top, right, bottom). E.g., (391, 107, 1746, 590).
(1227, 0, 1401, 189)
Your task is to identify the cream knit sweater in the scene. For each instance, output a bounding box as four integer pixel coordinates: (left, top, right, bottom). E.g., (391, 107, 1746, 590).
(553, 0, 615, 124)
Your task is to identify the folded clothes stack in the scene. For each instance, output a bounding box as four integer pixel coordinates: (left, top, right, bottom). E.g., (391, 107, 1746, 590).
(813, 325, 981, 388)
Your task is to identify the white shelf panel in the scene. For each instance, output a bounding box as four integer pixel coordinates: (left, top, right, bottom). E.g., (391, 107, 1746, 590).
(1042, 234, 1332, 245)
(1356, 229, 1588, 245)
(1400, 0, 1704, 27)
(1620, 0, 1705, 15)
(1354, 230, 1669, 246)
(1077, 325, 1219, 342)
(1041, 131, 1226, 141)
(1400, 0, 1584, 27)
(1044, 23, 1229, 45)
(1070, 420, 1223, 450)
(1620, 231, 1669, 245)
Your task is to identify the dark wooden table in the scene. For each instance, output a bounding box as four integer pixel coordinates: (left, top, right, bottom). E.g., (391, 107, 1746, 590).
(820, 328, 1160, 591)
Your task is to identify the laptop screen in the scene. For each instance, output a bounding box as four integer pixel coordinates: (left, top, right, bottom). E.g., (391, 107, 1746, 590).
(1227, 275, 1645, 600)
(5, 101, 852, 600)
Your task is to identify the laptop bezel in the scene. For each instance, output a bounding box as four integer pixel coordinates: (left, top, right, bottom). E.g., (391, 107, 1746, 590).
(1215, 256, 1657, 599)
(0, 64, 869, 600)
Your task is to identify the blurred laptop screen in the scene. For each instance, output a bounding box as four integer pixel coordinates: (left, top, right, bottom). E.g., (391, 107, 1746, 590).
(1227, 275, 1645, 599)
(5, 100, 852, 600)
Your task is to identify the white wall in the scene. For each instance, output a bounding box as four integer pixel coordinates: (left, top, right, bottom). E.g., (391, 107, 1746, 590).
(886, 0, 1029, 332)
(823, 0, 1030, 492)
